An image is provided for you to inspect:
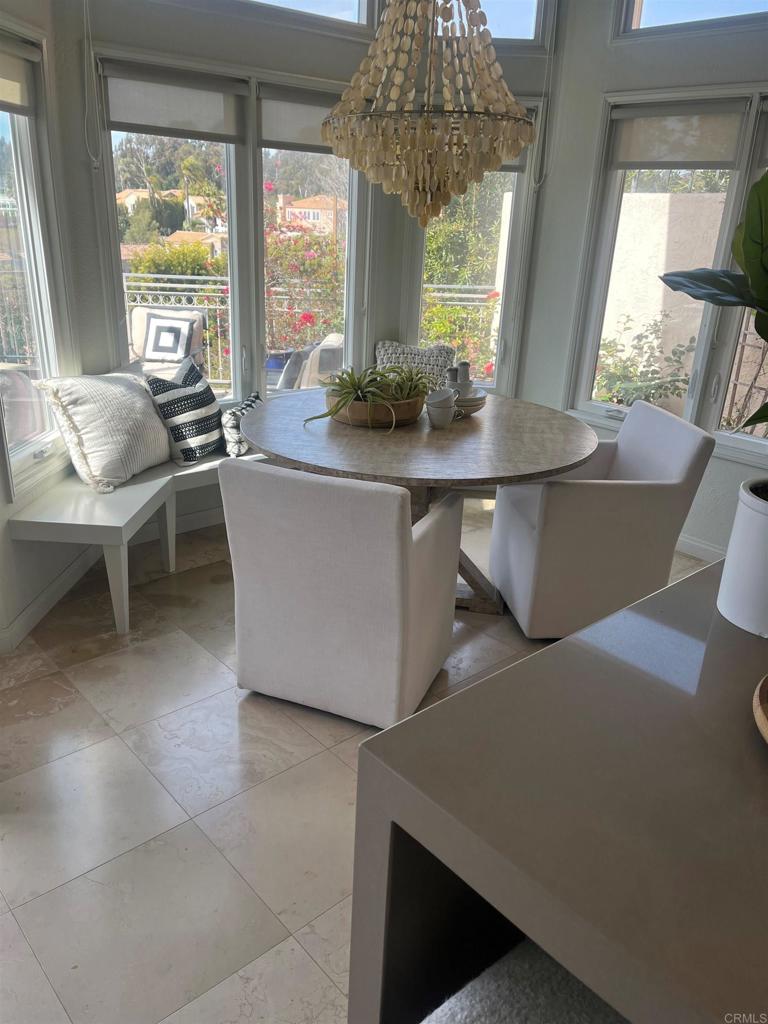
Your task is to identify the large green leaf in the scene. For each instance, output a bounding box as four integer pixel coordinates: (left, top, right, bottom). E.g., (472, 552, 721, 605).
(660, 269, 767, 311)
(742, 171, 768, 308)
(742, 400, 768, 430)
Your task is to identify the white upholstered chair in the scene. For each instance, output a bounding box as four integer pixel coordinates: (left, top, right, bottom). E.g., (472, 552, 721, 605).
(489, 401, 715, 639)
(219, 459, 463, 729)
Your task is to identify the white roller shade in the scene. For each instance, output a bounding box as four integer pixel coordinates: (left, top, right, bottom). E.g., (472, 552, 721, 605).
(0, 34, 39, 116)
(104, 62, 247, 142)
(610, 101, 746, 169)
(260, 88, 339, 151)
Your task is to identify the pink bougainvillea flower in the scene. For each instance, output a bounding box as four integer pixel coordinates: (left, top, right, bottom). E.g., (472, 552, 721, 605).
(289, 262, 300, 272)
(223, 347, 230, 357)
(486, 290, 501, 301)
(264, 181, 275, 192)
(299, 311, 317, 327)
(304, 250, 318, 260)
(222, 286, 229, 296)
(484, 361, 494, 377)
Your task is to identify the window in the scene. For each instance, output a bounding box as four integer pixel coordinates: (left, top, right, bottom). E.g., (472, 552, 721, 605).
(103, 63, 247, 400)
(627, 0, 768, 30)
(238, 0, 366, 22)
(260, 91, 351, 392)
(0, 38, 60, 489)
(411, 134, 534, 389)
(578, 101, 744, 417)
(483, 0, 539, 39)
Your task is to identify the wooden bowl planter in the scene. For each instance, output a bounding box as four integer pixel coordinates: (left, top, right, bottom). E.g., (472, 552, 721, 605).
(327, 394, 424, 429)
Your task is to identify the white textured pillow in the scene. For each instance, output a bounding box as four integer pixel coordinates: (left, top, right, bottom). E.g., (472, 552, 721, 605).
(37, 373, 171, 493)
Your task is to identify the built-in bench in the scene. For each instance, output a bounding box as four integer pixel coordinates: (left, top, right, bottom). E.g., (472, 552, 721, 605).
(9, 455, 258, 634)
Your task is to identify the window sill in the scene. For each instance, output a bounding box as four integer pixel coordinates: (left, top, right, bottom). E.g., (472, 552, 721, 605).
(7, 441, 71, 506)
(712, 430, 768, 472)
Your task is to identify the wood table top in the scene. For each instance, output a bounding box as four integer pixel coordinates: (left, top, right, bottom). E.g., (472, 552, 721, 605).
(241, 391, 598, 488)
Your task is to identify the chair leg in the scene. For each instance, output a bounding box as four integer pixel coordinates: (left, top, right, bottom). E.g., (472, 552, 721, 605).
(104, 544, 130, 634)
(157, 492, 176, 574)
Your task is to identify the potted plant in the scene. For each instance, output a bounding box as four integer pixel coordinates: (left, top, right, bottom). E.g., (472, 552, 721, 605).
(304, 364, 437, 430)
(662, 171, 768, 637)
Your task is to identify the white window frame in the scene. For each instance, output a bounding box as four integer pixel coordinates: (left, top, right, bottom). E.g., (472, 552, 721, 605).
(95, 49, 366, 403)
(399, 98, 542, 398)
(0, 26, 75, 501)
(151, 0, 377, 34)
(567, 84, 768, 468)
(612, 0, 768, 42)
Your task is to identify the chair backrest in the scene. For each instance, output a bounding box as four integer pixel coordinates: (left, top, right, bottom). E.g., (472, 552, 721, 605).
(219, 459, 412, 702)
(608, 401, 715, 490)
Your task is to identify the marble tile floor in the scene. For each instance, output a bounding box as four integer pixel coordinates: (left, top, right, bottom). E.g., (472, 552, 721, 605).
(0, 506, 708, 1024)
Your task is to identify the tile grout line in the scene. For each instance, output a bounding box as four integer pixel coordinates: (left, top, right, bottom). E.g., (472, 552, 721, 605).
(11, 908, 77, 1024)
(292, 892, 352, 1002)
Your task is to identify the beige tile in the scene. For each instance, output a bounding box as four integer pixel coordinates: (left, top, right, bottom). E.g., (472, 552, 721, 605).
(0, 735, 186, 907)
(429, 620, 522, 695)
(0, 637, 57, 691)
(123, 689, 324, 816)
(0, 912, 70, 1024)
(137, 561, 234, 628)
(331, 729, 378, 772)
(670, 550, 709, 584)
(15, 821, 287, 1024)
(161, 937, 346, 1023)
(456, 609, 541, 652)
(188, 612, 237, 671)
(296, 897, 352, 996)
(420, 643, 543, 710)
(0, 671, 112, 782)
(197, 751, 357, 931)
(31, 590, 176, 670)
(262, 697, 369, 748)
(0, 890, 8, 916)
(63, 630, 235, 733)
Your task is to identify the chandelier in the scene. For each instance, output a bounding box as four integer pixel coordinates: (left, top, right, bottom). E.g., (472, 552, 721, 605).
(322, 0, 536, 227)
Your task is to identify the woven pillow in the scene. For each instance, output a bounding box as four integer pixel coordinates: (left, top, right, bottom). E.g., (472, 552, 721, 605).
(375, 341, 455, 384)
(145, 358, 224, 465)
(36, 372, 171, 493)
(222, 392, 262, 457)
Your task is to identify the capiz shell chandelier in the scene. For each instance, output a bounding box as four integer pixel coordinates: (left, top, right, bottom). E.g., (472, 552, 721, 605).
(322, 0, 536, 227)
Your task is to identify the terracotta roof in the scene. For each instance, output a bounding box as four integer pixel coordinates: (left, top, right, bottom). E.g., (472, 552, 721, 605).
(120, 243, 151, 260)
(287, 195, 348, 211)
(165, 231, 219, 244)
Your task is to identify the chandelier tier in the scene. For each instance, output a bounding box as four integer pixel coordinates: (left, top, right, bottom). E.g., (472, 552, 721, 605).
(322, 0, 536, 226)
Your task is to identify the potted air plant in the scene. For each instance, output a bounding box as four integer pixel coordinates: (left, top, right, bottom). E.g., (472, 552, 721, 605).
(304, 364, 437, 430)
(662, 171, 768, 637)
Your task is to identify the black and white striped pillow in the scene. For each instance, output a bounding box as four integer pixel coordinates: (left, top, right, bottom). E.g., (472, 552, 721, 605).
(146, 358, 224, 465)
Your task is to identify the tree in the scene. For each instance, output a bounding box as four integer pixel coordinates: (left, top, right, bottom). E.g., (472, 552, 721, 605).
(116, 203, 131, 241)
(262, 149, 348, 199)
(0, 137, 14, 197)
(124, 203, 160, 243)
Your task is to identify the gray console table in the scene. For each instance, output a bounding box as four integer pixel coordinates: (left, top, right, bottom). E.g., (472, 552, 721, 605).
(349, 564, 768, 1024)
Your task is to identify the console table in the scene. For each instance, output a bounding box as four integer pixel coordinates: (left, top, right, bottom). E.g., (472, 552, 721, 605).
(349, 563, 768, 1023)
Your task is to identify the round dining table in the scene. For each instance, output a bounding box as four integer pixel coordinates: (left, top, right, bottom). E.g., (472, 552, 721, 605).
(241, 390, 598, 613)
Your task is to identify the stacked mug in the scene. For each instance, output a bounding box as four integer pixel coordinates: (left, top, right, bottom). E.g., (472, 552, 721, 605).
(426, 387, 464, 429)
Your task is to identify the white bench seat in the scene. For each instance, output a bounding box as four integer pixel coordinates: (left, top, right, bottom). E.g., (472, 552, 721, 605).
(9, 453, 260, 635)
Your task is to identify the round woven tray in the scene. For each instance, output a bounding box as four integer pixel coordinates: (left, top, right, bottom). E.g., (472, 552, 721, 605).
(753, 675, 768, 745)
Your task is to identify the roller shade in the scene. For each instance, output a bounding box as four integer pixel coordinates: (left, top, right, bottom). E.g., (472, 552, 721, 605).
(610, 100, 746, 170)
(102, 60, 247, 143)
(259, 87, 340, 151)
(0, 34, 39, 116)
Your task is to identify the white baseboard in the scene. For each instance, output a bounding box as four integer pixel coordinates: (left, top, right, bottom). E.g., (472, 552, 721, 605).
(677, 532, 726, 563)
(0, 506, 227, 655)
(0, 543, 103, 654)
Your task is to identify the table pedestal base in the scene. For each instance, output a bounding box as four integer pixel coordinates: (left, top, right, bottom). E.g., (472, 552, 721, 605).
(409, 487, 505, 616)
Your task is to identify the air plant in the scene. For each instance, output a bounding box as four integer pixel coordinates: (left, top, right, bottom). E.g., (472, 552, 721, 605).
(661, 170, 768, 430)
(303, 363, 438, 430)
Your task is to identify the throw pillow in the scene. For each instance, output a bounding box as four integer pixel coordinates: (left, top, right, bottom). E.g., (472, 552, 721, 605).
(375, 341, 455, 384)
(36, 372, 171, 493)
(146, 358, 224, 465)
(222, 392, 262, 457)
(129, 306, 204, 367)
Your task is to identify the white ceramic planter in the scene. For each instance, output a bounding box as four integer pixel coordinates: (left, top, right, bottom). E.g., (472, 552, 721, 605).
(717, 479, 768, 638)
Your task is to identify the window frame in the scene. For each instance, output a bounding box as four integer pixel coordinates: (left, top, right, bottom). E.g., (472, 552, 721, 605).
(567, 84, 768, 466)
(400, 98, 542, 398)
(612, 0, 768, 42)
(96, 51, 366, 403)
(0, 27, 75, 501)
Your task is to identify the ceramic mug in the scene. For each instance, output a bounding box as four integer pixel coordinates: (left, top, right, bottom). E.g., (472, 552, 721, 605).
(455, 379, 474, 398)
(427, 404, 464, 429)
(427, 387, 460, 409)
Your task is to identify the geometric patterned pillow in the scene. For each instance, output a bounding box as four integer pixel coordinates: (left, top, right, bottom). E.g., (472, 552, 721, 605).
(145, 358, 224, 465)
(375, 340, 455, 386)
(222, 392, 261, 457)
